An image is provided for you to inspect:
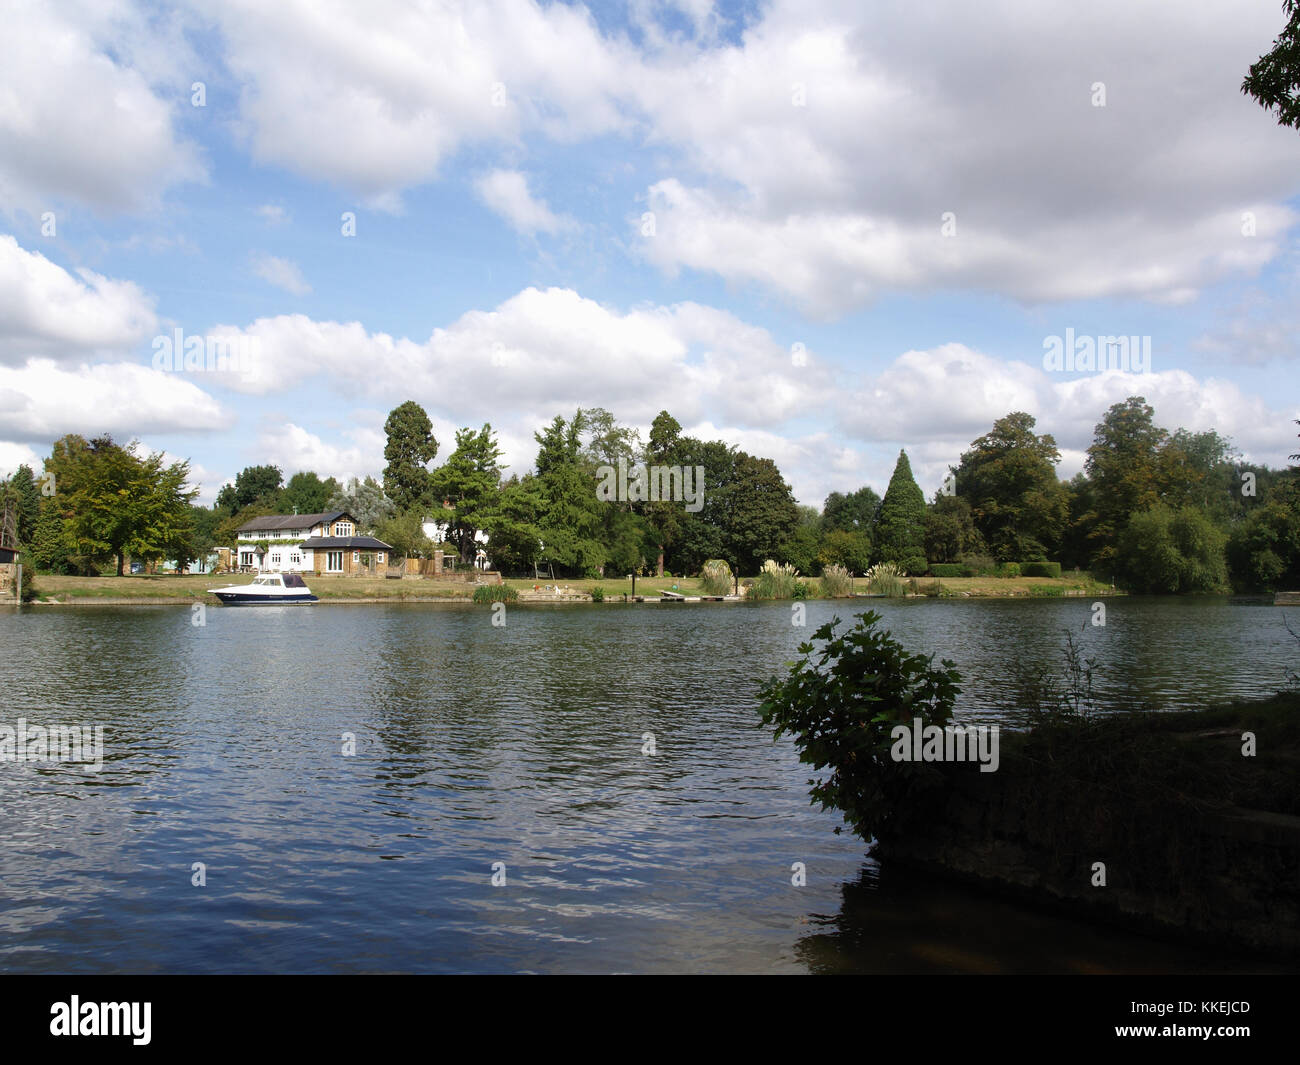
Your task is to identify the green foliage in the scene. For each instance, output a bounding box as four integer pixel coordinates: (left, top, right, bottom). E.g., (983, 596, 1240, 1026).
(959, 552, 997, 576)
(1116, 505, 1228, 594)
(326, 476, 394, 533)
(954, 412, 1067, 563)
(281, 471, 339, 515)
(723, 453, 800, 576)
(823, 486, 880, 533)
(472, 583, 517, 603)
(216, 464, 283, 512)
(780, 506, 824, 576)
(43, 434, 197, 575)
(757, 611, 961, 841)
(819, 528, 872, 574)
(819, 563, 854, 598)
(431, 424, 504, 564)
(927, 563, 968, 578)
(376, 509, 433, 560)
(996, 561, 1021, 578)
(924, 492, 983, 564)
(873, 450, 927, 573)
(700, 558, 733, 596)
(1082, 397, 1168, 570)
(1227, 491, 1300, 591)
(1020, 561, 1061, 578)
(747, 559, 805, 600)
(383, 400, 439, 512)
(1242, 1, 1300, 130)
(590, 585, 605, 602)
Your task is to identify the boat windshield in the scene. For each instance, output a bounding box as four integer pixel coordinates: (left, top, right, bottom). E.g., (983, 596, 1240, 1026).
(283, 574, 308, 588)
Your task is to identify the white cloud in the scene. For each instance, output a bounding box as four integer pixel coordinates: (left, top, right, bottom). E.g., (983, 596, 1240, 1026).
(254, 421, 386, 485)
(256, 204, 290, 226)
(0, 235, 158, 364)
(0, 2, 204, 213)
(0, 359, 229, 441)
(0, 440, 42, 477)
(252, 253, 311, 295)
(474, 169, 573, 235)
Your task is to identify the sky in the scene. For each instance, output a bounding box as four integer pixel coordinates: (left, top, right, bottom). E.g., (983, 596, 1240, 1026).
(1, 0, 1298, 507)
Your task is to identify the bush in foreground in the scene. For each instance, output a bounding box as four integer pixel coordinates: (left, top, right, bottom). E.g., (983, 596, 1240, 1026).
(820, 563, 854, 598)
(472, 584, 518, 603)
(758, 611, 961, 841)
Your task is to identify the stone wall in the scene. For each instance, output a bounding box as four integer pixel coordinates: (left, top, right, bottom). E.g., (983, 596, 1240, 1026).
(877, 760, 1300, 956)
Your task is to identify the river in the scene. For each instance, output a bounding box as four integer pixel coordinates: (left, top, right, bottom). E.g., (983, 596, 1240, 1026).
(0, 597, 1292, 972)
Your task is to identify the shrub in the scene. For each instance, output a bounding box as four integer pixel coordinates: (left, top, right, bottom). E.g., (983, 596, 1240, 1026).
(757, 611, 962, 841)
(865, 561, 906, 597)
(747, 559, 805, 600)
(590, 586, 604, 602)
(472, 584, 517, 603)
(700, 559, 733, 597)
(927, 563, 967, 578)
(996, 561, 1021, 578)
(1116, 505, 1227, 594)
(820, 563, 854, 598)
(960, 553, 997, 576)
(1021, 561, 1062, 578)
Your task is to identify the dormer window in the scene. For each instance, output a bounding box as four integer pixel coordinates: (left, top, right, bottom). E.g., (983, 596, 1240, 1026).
(335, 521, 353, 537)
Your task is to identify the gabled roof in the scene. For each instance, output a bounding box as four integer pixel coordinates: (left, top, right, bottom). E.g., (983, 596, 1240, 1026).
(299, 535, 392, 551)
(236, 511, 350, 534)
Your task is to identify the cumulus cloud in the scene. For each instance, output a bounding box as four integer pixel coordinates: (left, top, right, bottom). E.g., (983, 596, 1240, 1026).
(474, 170, 573, 235)
(0, 2, 204, 213)
(0, 360, 229, 442)
(0, 235, 158, 363)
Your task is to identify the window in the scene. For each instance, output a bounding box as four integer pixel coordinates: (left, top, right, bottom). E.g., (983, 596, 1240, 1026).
(270, 553, 281, 565)
(327, 551, 343, 572)
(378, 552, 385, 563)
(352, 551, 360, 563)
(335, 521, 353, 537)
(290, 552, 301, 566)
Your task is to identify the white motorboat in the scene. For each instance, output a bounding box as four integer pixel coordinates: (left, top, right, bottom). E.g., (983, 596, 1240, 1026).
(207, 571, 318, 605)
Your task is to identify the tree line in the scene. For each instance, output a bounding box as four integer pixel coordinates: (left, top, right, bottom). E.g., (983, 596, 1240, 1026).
(2, 395, 1296, 593)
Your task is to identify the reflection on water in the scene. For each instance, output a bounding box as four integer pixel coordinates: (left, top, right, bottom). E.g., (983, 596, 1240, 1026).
(0, 598, 1292, 973)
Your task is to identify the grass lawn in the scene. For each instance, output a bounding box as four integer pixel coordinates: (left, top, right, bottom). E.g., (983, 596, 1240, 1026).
(24, 570, 1118, 602)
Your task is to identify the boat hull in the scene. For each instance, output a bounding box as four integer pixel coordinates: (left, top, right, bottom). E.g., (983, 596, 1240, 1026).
(211, 591, 318, 605)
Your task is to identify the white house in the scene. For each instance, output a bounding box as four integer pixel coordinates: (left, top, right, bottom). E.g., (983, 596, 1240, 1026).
(235, 511, 391, 575)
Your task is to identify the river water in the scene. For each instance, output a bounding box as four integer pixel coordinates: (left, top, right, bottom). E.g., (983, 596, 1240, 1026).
(0, 597, 1293, 973)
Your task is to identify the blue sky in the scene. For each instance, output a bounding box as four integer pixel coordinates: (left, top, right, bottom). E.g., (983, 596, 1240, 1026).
(2, 0, 1298, 506)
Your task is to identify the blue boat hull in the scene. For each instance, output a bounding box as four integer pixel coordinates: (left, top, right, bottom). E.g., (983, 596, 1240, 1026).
(213, 592, 318, 605)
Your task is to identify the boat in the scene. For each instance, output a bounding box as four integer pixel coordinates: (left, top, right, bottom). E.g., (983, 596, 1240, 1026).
(207, 571, 319, 605)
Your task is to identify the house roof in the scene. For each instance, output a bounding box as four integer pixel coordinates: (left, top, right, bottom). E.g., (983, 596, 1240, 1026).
(236, 511, 349, 533)
(299, 535, 393, 551)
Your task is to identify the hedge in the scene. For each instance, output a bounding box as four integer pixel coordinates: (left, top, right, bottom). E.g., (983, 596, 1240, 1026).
(1020, 561, 1062, 578)
(928, 563, 969, 578)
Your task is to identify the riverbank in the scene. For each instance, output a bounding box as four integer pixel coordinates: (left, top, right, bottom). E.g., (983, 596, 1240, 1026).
(18, 571, 1119, 604)
(876, 690, 1300, 956)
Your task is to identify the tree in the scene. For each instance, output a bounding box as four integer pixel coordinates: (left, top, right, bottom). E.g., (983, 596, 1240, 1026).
(430, 424, 504, 564)
(643, 410, 685, 576)
(819, 528, 872, 573)
(532, 411, 606, 577)
(215, 465, 283, 512)
(1243, 2, 1300, 130)
(823, 486, 880, 533)
(874, 450, 928, 573)
(1227, 496, 1300, 591)
(483, 474, 546, 575)
(1115, 505, 1229, 594)
(383, 400, 439, 512)
(326, 476, 394, 533)
(44, 434, 196, 575)
(721, 452, 799, 575)
(782, 505, 826, 575)
(282, 471, 339, 515)
(9, 465, 41, 545)
(375, 509, 433, 561)
(1083, 397, 1168, 570)
(954, 412, 1067, 562)
(924, 492, 983, 564)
